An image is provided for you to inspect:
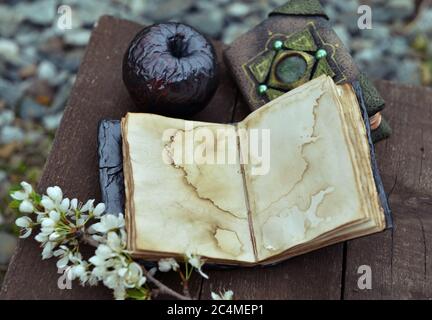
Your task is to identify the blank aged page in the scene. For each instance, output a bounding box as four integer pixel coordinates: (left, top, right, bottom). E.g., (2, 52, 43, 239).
(122, 113, 256, 263)
(239, 76, 368, 261)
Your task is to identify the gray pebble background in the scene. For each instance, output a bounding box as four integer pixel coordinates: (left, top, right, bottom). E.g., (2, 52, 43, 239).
(0, 0, 431, 282)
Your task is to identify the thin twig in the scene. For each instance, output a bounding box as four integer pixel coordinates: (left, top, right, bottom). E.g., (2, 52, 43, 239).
(142, 267, 193, 300)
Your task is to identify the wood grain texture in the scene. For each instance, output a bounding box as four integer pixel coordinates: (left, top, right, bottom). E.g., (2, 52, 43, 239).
(343, 82, 432, 299)
(1, 16, 431, 300)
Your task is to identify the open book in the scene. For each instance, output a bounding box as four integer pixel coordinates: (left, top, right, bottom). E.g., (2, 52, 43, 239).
(121, 76, 386, 266)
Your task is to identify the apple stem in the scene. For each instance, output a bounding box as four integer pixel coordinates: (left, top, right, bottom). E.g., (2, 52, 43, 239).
(169, 33, 186, 58)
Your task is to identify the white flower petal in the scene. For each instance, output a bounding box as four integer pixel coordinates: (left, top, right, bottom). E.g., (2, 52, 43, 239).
(19, 200, 34, 213)
(89, 255, 105, 267)
(93, 203, 106, 217)
(11, 191, 27, 201)
(16, 216, 32, 228)
(41, 196, 55, 210)
(56, 255, 69, 269)
(40, 226, 54, 235)
(41, 218, 55, 228)
(20, 228, 32, 239)
(47, 186, 63, 203)
(90, 222, 107, 233)
(48, 210, 61, 222)
(211, 292, 221, 300)
(223, 290, 234, 300)
(197, 268, 209, 279)
(59, 198, 70, 212)
(49, 232, 61, 241)
(158, 258, 179, 272)
(81, 199, 95, 212)
(35, 233, 48, 243)
(21, 181, 33, 194)
(70, 198, 78, 210)
(118, 267, 128, 278)
(42, 242, 55, 259)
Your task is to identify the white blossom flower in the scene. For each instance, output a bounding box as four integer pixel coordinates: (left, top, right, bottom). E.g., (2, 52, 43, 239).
(121, 262, 146, 288)
(15, 216, 33, 238)
(41, 195, 55, 211)
(81, 199, 95, 213)
(59, 198, 70, 212)
(19, 200, 34, 213)
(158, 258, 179, 272)
(11, 182, 33, 201)
(16, 216, 32, 228)
(211, 290, 234, 300)
(42, 241, 56, 259)
(21, 181, 33, 194)
(89, 244, 116, 268)
(54, 246, 73, 269)
(69, 261, 90, 285)
(54, 246, 83, 269)
(92, 203, 106, 218)
(90, 213, 125, 234)
(70, 198, 78, 211)
(9, 182, 174, 301)
(35, 232, 49, 243)
(49, 232, 61, 241)
(41, 210, 61, 228)
(47, 186, 63, 203)
(11, 191, 28, 201)
(106, 231, 125, 252)
(41, 218, 55, 228)
(186, 252, 208, 279)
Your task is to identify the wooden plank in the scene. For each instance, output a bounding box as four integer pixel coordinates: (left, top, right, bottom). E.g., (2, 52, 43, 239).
(0, 16, 237, 300)
(343, 82, 432, 299)
(2, 15, 431, 300)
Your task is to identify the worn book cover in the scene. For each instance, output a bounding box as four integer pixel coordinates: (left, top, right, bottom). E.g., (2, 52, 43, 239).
(120, 76, 388, 265)
(223, 0, 391, 143)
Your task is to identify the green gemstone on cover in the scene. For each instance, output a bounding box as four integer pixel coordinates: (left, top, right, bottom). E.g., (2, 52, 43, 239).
(273, 40, 284, 51)
(257, 84, 268, 95)
(275, 55, 307, 84)
(315, 48, 327, 59)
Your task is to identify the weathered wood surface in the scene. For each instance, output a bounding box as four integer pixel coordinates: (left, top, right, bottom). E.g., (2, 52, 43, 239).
(1, 16, 431, 300)
(343, 82, 432, 299)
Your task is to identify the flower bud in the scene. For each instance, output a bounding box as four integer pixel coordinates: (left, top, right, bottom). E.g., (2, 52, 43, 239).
(21, 181, 33, 194)
(47, 186, 63, 203)
(19, 200, 34, 213)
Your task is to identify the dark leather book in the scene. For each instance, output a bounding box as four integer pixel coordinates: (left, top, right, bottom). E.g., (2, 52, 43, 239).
(223, 0, 391, 143)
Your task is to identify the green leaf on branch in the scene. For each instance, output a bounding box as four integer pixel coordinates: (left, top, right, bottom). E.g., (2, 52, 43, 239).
(9, 199, 21, 209)
(126, 288, 151, 300)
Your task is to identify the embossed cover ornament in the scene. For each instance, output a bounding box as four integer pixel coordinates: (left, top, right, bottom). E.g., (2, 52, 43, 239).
(224, 0, 391, 143)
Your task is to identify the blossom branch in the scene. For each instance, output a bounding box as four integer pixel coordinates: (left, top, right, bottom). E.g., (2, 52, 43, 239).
(11, 182, 233, 300)
(142, 267, 192, 300)
(81, 230, 192, 300)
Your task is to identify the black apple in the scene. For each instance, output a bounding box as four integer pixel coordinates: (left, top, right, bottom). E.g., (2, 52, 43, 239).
(122, 22, 219, 117)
